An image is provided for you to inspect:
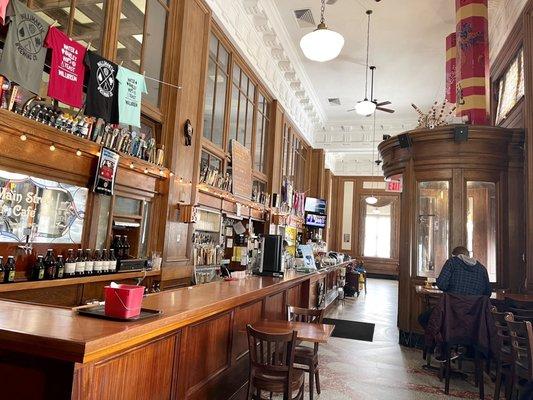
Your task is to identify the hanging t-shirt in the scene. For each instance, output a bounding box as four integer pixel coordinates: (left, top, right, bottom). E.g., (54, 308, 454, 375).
(0, 0, 9, 25)
(116, 66, 147, 128)
(45, 27, 86, 108)
(0, 0, 49, 94)
(85, 51, 118, 123)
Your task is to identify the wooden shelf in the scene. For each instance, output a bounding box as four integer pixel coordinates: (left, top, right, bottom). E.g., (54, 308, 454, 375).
(0, 270, 160, 293)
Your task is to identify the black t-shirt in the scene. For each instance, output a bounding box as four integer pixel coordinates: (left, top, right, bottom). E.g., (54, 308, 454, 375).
(84, 51, 118, 123)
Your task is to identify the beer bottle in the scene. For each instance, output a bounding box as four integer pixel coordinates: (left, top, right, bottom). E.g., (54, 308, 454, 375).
(123, 235, 130, 258)
(5, 256, 16, 283)
(33, 255, 45, 281)
(44, 249, 56, 280)
(75, 249, 85, 276)
(0, 256, 4, 282)
(64, 249, 76, 277)
(85, 249, 94, 275)
(102, 249, 110, 274)
(113, 235, 123, 260)
(109, 249, 117, 273)
(56, 255, 65, 279)
(93, 249, 102, 275)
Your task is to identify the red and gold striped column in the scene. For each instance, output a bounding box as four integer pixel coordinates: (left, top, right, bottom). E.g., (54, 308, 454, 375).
(456, 0, 489, 125)
(445, 33, 457, 104)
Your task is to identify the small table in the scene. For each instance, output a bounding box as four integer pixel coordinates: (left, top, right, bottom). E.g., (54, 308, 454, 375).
(252, 320, 335, 343)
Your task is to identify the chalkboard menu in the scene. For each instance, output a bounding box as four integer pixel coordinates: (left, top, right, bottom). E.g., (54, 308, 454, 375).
(230, 140, 252, 200)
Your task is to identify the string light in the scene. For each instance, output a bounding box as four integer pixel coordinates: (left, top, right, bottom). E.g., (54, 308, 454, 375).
(20, 134, 27, 141)
(76, 149, 82, 156)
(96, 151, 101, 157)
(169, 171, 174, 177)
(159, 169, 164, 177)
(129, 162, 134, 169)
(49, 143, 56, 151)
(144, 168, 148, 174)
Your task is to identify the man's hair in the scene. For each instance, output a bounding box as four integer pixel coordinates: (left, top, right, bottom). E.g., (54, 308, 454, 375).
(452, 246, 469, 256)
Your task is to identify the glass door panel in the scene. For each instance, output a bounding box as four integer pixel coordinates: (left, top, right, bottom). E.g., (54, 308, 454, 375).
(417, 181, 450, 278)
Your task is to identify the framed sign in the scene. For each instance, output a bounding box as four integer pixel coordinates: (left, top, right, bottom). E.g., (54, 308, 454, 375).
(0, 170, 87, 243)
(94, 148, 119, 196)
(386, 175, 403, 193)
(230, 140, 252, 200)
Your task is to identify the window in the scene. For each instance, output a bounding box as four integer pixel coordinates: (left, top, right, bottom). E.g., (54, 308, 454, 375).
(199, 150, 223, 183)
(115, 0, 169, 106)
(203, 34, 229, 148)
(229, 64, 256, 151)
(254, 92, 269, 172)
(495, 48, 525, 124)
(281, 123, 307, 192)
(466, 181, 497, 282)
(417, 181, 450, 278)
(361, 197, 397, 258)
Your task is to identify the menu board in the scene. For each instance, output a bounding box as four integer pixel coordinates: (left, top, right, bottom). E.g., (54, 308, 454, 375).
(231, 140, 252, 200)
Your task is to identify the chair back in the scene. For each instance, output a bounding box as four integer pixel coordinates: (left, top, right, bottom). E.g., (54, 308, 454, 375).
(506, 298, 533, 310)
(247, 324, 297, 380)
(505, 316, 533, 381)
(508, 307, 533, 322)
(491, 307, 513, 360)
(287, 306, 323, 324)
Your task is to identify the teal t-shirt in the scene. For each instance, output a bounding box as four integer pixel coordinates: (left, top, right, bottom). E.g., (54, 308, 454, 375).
(116, 66, 147, 127)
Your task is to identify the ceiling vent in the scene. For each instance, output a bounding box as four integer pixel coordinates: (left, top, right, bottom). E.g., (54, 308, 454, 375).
(328, 98, 341, 106)
(293, 9, 315, 28)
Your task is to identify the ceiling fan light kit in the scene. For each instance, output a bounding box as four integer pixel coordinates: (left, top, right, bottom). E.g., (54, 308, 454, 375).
(355, 99, 377, 116)
(300, 0, 344, 62)
(365, 195, 378, 205)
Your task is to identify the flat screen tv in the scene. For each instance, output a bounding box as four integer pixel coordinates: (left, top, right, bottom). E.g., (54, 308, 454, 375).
(304, 197, 327, 215)
(305, 213, 327, 228)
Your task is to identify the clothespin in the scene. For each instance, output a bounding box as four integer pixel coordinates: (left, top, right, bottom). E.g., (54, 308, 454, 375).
(120, 61, 124, 66)
(51, 20, 58, 27)
(86, 41, 92, 50)
(142, 70, 146, 76)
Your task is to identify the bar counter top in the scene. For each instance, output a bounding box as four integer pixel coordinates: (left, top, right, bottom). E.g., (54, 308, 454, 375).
(0, 265, 348, 364)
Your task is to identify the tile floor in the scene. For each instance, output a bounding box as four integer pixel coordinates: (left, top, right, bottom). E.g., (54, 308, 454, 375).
(282, 278, 494, 399)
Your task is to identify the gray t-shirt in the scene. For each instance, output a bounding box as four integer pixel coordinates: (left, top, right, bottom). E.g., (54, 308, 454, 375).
(0, 0, 49, 94)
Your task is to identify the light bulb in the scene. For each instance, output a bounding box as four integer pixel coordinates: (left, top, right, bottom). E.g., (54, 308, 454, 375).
(20, 134, 27, 141)
(96, 151, 101, 157)
(355, 99, 377, 116)
(144, 168, 148, 174)
(76, 149, 82, 156)
(129, 162, 134, 169)
(300, 25, 344, 62)
(365, 196, 378, 205)
(49, 143, 56, 152)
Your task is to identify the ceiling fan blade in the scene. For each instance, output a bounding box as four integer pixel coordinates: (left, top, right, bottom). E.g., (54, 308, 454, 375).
(326, 0, 339, 4)
(377, 107, 395, 114)
(376, 101, 391, 107)
(347, 108, 356, 112)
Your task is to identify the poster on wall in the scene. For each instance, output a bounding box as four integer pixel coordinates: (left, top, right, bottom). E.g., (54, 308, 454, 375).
(93, 148, 119, 196)
(230, 140, 252, 200)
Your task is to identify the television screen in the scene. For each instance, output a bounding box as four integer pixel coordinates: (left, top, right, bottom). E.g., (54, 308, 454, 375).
(305, 197, 327, 214)
(305, 213, 327, 228)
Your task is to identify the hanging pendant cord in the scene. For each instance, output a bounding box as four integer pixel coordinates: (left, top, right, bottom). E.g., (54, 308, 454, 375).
(370, 111, 377, 195)
(320, 0, 326, 24)
(364, 10, 372, 99)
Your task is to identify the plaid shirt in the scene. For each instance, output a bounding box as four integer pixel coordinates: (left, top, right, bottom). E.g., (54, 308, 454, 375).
(436, 256, 491, 296)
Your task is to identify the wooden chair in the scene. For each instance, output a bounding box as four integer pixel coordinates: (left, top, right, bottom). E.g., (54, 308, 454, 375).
(287, 306, 324, 400)
(506, 298, 533, 310)
(491, 307, 514, 399)
(246, 324, 304, 400)
(505, 316, 533, 400)
(507, 307, 533, 322)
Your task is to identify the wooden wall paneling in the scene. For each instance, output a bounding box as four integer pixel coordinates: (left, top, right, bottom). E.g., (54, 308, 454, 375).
(267, 101, 285, 195)
(231, 300, 263, 363)
(87, 334, 177, 400)
(287, 283, 302, 308)
(176, 312, 233, 399)
(263, 290, 286, 320)
(524, 2, 533, 291)
(308, 149, 326, 199)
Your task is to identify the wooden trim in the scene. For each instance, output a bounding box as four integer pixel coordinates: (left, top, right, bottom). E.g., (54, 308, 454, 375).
(524, 1, 533, 290)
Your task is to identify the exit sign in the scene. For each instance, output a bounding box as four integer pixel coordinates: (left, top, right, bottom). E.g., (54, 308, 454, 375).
(386, 179, 402, 193)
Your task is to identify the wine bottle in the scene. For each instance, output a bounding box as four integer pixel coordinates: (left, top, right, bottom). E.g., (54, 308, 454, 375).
(5, 256, 15, 283)
(33, 255, 45, 281)
(64, 249, 76, 277)
(56, 255, 65, 279)
(75, 248, 85, 276)
(85, 249, 94, 275)
(44, 249, 56, 280)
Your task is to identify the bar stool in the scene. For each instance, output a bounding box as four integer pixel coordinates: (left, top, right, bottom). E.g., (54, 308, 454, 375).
(287, 306, 324, 400)
(505, 317, 533, 400)
(246, 324, 304, 400)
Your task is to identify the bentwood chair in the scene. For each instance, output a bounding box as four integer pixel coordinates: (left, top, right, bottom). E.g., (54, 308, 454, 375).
(507, 308, 533, 322)
(246, 324, 304, 400)
(505, 317, 533, 400)
(287, 306, 324, 400)
(491, 308, 514, 399)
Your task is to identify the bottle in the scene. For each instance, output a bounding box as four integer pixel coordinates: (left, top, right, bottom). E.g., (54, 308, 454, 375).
(0, 256, 4, 282)
(75, 248, 85, 276)
(109, 249, 117, 273)
(4, 256, 15, 283)
(84, 249, 94, 275)
(92, 249, 102, 275)
(102, 249, 110, 274)
(56, 255, 65, 279)
(44, 249, 56, 280)
(64, 249, 76, 277)
(112, 235, 122, 260)
(32, 255, 45, 281)
(123, 235, 130, 258)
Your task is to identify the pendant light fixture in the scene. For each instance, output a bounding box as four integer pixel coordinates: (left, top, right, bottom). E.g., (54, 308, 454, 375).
(365, 112, 378, 205)
(300, 0, 345, 62)
(355, 10, 377, 116)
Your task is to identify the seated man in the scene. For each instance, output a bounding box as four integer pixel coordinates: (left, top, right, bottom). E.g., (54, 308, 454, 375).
(418, 246, 491, 329)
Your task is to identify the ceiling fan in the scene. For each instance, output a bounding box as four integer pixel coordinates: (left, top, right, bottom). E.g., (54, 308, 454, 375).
(348, 65, 395, 114)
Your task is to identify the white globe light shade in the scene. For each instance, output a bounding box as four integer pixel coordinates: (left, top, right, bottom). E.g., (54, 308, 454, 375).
(365, 196, 378, 205)
(355, 99, 377, 116)
(300, 26, 345, 62)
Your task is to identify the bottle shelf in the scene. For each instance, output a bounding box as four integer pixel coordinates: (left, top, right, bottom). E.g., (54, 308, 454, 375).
(0, 269, 160, 293)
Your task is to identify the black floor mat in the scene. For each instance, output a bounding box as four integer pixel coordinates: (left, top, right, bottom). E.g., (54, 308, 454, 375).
(323, 318, 375, 342)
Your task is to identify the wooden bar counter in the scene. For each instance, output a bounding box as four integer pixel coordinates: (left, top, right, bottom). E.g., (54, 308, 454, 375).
(0, 264, 347, 400)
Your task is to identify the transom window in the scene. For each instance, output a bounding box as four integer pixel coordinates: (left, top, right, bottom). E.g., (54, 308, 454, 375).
(495, 48, 525, 124)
